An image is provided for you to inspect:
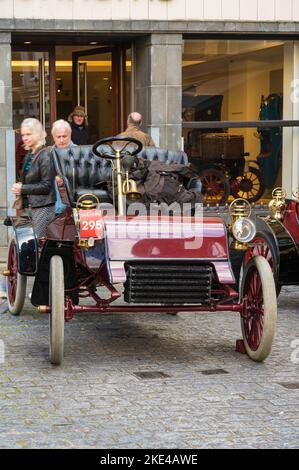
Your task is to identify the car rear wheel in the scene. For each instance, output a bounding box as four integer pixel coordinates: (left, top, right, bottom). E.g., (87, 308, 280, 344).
(230, 168, 264, 203)
(199, 168, 230, 205)
(241, 255, 277, 362)
(49, 255, 65, 365)
(6, 239, 27, 315)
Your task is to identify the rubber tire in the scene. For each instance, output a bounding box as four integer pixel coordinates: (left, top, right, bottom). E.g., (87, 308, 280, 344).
(49, 256, 65, 365)
(241, 255, 277, 362)
(6, 239, 27, 315)
(199, 168, 230, 205)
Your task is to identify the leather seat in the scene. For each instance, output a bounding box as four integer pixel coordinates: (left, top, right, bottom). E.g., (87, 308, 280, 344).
(52, 145, 194, 205)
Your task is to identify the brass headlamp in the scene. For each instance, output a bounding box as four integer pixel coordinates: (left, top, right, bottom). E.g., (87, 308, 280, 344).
(74, 194, 101, 248)
(76, 193, 100, 210)
(268, 187, 286, 220)
(229, 198, 256, 250)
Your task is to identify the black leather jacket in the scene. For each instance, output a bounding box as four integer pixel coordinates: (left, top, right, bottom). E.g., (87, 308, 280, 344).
(21, 147, 56, 208)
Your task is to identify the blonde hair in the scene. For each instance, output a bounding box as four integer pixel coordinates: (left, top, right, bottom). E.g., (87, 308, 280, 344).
(51, 119, 72, 136)
(21, 118, 47, 150)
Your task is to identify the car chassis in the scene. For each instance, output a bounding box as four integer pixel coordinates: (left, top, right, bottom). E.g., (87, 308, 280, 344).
(3, 137, 277, 365)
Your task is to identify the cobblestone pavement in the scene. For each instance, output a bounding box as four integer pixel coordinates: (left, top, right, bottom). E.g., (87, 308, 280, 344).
(0, 281, 299, 449)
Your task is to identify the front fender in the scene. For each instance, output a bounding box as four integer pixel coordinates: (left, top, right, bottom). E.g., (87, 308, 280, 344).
(257, 216, 299, 285)
(6, 216, 38, 275)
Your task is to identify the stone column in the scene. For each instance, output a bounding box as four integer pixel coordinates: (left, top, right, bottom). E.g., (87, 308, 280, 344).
(0, 33, 12, 249)
(136, 34, 183, 150)
(282, 42, 299, 197)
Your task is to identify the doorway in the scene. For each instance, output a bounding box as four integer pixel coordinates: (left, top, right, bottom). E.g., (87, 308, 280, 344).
(57, 44, 132, 140)
(11, 46, 56, 176)
(12, 42, 133, 175)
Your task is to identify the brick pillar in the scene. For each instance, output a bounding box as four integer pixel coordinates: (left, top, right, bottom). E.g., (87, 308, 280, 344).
(0, 33, 12, 248)
(136, 34, 183, 150)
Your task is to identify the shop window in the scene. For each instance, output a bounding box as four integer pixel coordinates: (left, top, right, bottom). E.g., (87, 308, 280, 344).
(182, 39, 287, 201)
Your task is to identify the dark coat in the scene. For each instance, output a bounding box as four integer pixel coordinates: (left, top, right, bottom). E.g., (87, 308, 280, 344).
(110, 158, 202, 208)
(70, 122, 89, 145)
(21, 147, 56, 208)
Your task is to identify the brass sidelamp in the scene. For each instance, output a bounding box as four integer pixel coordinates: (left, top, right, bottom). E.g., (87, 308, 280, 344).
(268, 187, 286, 220)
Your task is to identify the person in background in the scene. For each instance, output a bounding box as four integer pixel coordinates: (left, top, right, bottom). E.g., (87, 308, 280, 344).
(68, 105, 89, 145)
(51, 119, 76, 149)
(15, 128, 27, 179)
(11, 118, 56, 238)
(51, 119, 77, 215)
(119, 112, 156, 148)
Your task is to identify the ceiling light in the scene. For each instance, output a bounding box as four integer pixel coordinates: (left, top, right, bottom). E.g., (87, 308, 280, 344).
(24, 41, 32, 45)
(90, 41, 98, 45)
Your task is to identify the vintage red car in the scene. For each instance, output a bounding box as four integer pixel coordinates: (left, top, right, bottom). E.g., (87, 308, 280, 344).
(245, 187, 299, 295)
(3, 137, 277, 365)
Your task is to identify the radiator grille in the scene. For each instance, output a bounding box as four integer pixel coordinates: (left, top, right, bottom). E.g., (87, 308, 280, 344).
(124, 263, 212, 304)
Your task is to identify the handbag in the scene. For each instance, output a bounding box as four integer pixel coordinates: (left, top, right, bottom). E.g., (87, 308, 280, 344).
(12, 194, 23, 210)
(54, 180, 67, 215)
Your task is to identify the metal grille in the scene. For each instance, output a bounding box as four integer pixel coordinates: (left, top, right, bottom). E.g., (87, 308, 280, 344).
(124, 263, 212, 304)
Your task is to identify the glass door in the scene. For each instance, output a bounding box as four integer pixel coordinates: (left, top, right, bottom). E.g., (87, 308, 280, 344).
(73, 46, 131, 141)
(12, 48, 56, 177)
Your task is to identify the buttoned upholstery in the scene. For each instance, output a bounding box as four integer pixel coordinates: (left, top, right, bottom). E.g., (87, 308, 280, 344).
(52, 145, 193, 204)
(137, 147, 188, 165)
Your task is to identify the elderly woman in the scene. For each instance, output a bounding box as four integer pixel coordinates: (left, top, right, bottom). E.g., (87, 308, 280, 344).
(11, 118, 56, 238)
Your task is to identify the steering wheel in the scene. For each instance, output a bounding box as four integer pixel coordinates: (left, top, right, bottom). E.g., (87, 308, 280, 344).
(92, 136, 143, 160)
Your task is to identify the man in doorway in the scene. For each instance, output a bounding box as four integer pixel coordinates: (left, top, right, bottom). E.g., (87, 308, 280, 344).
(68, 106, 89, 145)
(119, 112, 155, 148)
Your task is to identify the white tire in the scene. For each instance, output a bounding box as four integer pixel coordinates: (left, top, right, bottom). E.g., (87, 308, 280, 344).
(6, 239, 27, 315)
(49, 256, 65, 365)
(241, 255, 277, 362)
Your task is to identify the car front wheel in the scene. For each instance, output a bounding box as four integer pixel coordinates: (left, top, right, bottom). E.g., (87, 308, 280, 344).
(241, 255, 277, 362)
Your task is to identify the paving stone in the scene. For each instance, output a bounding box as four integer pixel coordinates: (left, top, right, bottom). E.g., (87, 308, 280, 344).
(0, 285, 299, 448)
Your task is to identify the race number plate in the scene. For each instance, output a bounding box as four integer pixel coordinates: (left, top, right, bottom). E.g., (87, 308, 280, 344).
(79, 209, 104, 238)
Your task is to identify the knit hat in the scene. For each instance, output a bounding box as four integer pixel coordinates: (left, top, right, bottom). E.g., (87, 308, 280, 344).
(68, 106, 87, 122)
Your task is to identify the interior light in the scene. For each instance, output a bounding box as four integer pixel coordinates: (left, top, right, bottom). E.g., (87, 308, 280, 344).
(90, 42, 98, 45)
(24, 41, 32, 45)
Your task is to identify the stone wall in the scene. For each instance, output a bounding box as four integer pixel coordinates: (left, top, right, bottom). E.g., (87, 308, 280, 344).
(0, 33, 12, 247)
(1, 0, 298, 22)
